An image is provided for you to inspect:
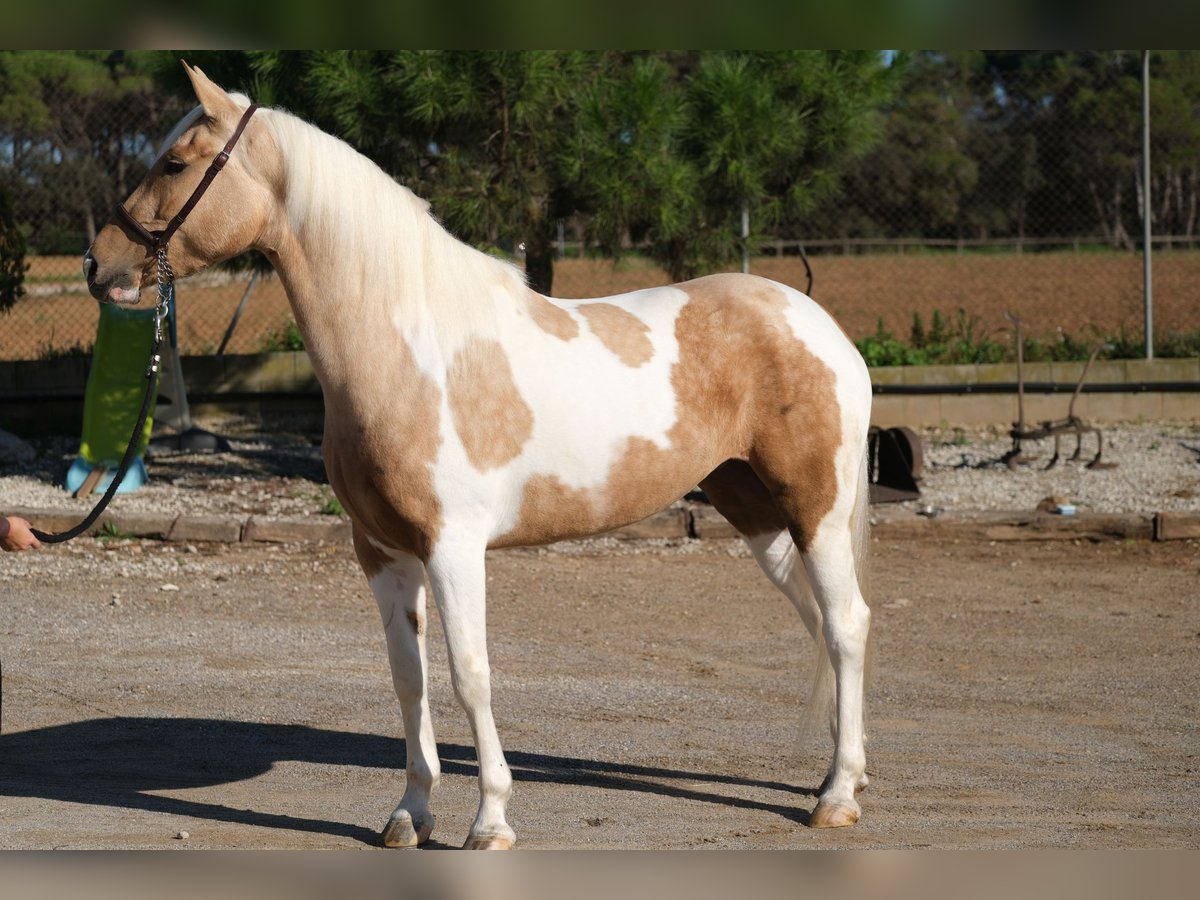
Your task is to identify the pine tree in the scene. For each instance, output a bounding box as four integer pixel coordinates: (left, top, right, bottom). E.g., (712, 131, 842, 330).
(569, 51, 895, 281)
(0, 186, 26, 313)
(0, 50, 180, 254)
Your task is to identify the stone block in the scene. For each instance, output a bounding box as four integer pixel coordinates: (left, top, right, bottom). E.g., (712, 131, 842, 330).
(169, 515, 244, 543)
(10, 507, 91, 538)
(243, 515, 352, 544)
(982, 513, 1151, 542)
(253, 353, 301, 392)
(938, 393, 1016, 428)
(871, 394, 941, 428)
(1074, 392, 1162, 423)
(106, 511, 178, 539)
(1048, 361, 1086, 385)
(1124, 357, 1200, 384)
(973, 363, 1018, 384)
(869, 366, 906, 386)
(1161, 393, 1200, 420)
(901, 364, 979, 386)
(1017, 362, 1053, 384)
(1154, 512, 1200, 541)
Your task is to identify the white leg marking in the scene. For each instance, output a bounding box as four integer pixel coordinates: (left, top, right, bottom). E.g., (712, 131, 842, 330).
(425, 534, 516, 849)
(802, 527, 871, 827)
(746, 528, 841, 762)
(369, 552, 440, 847)
(745, 530, 822, 641)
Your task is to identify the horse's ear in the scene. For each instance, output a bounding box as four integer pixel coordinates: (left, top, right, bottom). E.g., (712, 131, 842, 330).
(181, 60, 241, 122)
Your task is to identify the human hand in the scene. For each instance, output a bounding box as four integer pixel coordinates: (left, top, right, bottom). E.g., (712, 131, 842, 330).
(0, 516, 42, 551)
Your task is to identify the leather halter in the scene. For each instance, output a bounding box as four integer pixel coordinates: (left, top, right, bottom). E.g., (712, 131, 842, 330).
(113, 104, 259, 251)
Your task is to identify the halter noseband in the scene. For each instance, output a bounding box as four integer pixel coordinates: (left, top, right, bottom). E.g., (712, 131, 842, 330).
(113, 103, 259, 254)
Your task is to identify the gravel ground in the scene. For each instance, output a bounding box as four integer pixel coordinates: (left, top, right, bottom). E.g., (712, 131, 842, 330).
(1, 417, 1198, 850)
(1, 417, 1198, 523)
(915, 420, 1200, 516)
(1, 535, 1197, 850)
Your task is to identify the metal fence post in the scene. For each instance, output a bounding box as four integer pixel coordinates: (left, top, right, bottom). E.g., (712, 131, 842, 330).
(1142, 49, 1154, 360)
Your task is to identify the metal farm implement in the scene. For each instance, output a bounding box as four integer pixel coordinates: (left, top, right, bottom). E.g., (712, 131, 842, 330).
(999, 312, 1117, 471)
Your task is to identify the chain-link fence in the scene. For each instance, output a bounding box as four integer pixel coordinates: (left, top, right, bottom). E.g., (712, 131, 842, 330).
(3, 51, 1198, 363)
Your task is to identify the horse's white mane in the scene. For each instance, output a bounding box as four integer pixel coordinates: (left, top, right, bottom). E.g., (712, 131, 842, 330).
(255, 104, 529, 347)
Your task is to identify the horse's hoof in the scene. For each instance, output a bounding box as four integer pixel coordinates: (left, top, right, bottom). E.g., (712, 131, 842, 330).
(462, 834, 515, 850)
(382, 812, 435, 848)
(808, 801, 860, 829)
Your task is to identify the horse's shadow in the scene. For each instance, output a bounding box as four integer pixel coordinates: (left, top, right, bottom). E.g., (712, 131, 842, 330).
(0, 717, 815, 846)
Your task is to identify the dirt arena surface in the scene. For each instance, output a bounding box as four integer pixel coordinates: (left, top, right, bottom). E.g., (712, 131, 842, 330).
(1, 532, 1197, 850)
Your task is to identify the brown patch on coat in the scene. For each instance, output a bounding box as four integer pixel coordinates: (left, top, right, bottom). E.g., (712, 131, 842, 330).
(493, 436, 708, 548)
(578, 302, 654, 367)
(323, 335, 444, 563)
(351, 526, 388, 580)
(494, 274, 845, 550)
(677, 276, 843, 550)
(447, 340, 535, 471)
(406, 609, 425, 636)
(526, 291, 579, 341)
(699, 460, 787, 538)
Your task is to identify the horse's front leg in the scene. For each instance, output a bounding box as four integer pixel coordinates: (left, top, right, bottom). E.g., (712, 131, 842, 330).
(354, 533, 440, 847)
(426, 531, 516, 850)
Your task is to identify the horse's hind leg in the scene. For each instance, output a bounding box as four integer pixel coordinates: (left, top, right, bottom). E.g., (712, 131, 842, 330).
(700, 463, 842, 772)
(744, 424, 872, 828)
(700, 461, 823, 642)
(354, 532, 440, 847)
(799, 522, 871, 828)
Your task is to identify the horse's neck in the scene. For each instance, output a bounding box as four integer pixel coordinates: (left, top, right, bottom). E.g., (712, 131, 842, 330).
(268, 223, 517, 406)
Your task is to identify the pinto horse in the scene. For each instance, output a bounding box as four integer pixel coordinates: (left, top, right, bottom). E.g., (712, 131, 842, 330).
(85, 65, 873, 849)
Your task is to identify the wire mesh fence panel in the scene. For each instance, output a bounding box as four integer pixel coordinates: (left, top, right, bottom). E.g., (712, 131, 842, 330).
(1, 262, 296, 360)
(6, 243, 1197, 364)
(551, 244, 1198, 350)
(2, 51, 1198, 363)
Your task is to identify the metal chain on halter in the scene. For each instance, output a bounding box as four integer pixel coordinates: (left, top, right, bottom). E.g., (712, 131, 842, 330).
(153, 246, 174, 351)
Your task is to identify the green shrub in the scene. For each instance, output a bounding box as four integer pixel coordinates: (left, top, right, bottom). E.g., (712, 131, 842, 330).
(318, 486, 346, 517)
(260, 320, 306, 352)
(856, 318, 929, 367)
(859, 309, 1200, 366)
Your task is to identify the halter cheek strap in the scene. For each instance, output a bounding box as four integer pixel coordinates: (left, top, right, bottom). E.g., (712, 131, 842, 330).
(114, 103, 259, 252)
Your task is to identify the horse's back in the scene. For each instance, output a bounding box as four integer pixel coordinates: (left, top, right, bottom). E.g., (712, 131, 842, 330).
(615, 272, 871, 428)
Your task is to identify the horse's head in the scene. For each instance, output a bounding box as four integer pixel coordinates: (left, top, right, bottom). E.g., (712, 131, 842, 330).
(85, 63, 277, 306)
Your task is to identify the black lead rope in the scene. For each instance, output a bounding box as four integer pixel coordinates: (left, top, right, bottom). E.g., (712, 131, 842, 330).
(30, 289, 168, 544)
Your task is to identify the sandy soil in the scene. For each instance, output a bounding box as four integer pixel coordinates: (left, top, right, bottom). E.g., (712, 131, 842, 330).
(1, 533, 1197, 849)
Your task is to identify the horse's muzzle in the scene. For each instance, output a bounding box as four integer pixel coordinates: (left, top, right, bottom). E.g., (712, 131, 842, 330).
(84, 253, 142, 305)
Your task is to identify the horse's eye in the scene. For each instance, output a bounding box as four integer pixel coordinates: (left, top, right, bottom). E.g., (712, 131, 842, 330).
(163, 158, 187, 175)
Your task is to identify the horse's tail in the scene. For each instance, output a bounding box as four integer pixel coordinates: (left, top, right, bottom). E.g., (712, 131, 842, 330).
(802, 441, 872, 739)
(852, 442, 873, 696)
